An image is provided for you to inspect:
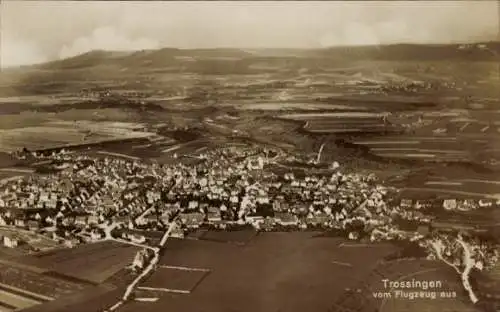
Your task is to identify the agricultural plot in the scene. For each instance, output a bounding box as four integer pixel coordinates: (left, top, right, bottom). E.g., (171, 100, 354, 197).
(21, 285, 123, 312)
(18, 241, 140, 284)
(240, 102, 369, 111)
(146, 233, 401, 312)
(0, 287, 43, 311)
(198, 229, 258, 245)
(0, 262, 85, 299)
(140, 266, 210, 293)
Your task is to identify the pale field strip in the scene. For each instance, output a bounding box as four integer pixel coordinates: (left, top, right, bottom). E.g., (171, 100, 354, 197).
(374, 153, 437, 159)
(96, 151, 140, 161)
(402, 187, 500, 200)
(0, 289, 41, 310)
(370, 148, 466, 154)
(195, 146, 208, 153)
(280, 112, 386, 119)
(132, 144, 152, 149)
(0, 283, 53, 301)
(354, 140, 420, 145)
(32, 160, 52, 166)
(0, 168, 34, 174)
(331, 260, 353, 267)
(137, 287, 190, 294)
(338, 243, 381, 248)
(134, 297, 159, 302)
(0, 176, 23, 184)
(161, 144, 182, 153)
(159, 265, 210, 272)
(308, 129, 383, 134)
(425, 181, 463, 186)
(459, 179, 500, 185)
(459, 122, 470, 132)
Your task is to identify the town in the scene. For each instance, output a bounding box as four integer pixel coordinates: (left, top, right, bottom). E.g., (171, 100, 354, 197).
(0, 143, 499, 306)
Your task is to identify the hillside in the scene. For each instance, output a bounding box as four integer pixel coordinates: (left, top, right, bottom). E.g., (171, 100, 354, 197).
(0, 42, 498, 98)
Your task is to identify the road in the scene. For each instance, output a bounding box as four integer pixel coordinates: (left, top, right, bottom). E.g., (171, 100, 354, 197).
(103, 220, 177, 312)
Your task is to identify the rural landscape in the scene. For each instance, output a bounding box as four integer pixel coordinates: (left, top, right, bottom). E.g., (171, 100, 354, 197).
(1, 2, 500, 312)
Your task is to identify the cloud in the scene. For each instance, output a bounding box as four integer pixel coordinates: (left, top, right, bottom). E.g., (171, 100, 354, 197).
(58, 26, 160, 59)
(0, 34, 48, 68)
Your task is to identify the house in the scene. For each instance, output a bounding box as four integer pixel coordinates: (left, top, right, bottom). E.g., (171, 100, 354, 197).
(129, 234, 146, 244)
(62, 215, 75, 227)
(90, 231, 104, 241)
(274, 212, 298, 226)
(179, 212, 205, 229)
(259, 217, 275, 231)
(75, 215, 88, 227)
(207, 207, 221, 222)
(307, 212, 331, 226)
(14, 219, 25, 228)
(479, 200, 493, 208)
(442, 199, 457, 211)
(170, 227, 185, 239)
(64, 238, 80, 248)
(246, 215, 264, 224)
(3, 236, 19, 248)
(87, 215, 99, 225)
(27, 220, 40, 231)
(400, 199, 413, 209)
(132, 249, 148, 270)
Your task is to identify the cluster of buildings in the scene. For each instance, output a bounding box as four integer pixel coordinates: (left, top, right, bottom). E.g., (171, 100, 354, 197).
(0, 144, 497, 259)
(0, 145, 391, 245)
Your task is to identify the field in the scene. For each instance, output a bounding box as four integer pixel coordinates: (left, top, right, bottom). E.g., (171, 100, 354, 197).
(196, 229, 258, 245)
(16, 241, 141, 284)
(0, 116, 154, 153)
(21, 284, 123, 312)
(128, 233, 395, 312)
(140, 266, 210, 292)
(78, 232, 477, 312)
(0, 262, 85, 299)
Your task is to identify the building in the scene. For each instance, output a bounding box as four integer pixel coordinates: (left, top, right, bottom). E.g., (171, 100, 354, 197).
(27, 220, 40, 231)
(274, 212, 298, 226)
(400, 199, 413, 209)
(3, 236, 19, 248)
(442, 199, 457, 211)
(207, 207, 222, 223)
(132, 249, 148, 270)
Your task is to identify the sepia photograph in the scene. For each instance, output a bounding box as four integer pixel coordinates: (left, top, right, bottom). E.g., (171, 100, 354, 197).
(0, 1, 500, 311)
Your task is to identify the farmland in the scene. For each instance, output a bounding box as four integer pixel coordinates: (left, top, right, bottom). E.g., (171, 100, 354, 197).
(0, 262, 85, 299)
(101, 232, 478, 312)
(16, 241, 141, 284)
(140, 266, 209, 292)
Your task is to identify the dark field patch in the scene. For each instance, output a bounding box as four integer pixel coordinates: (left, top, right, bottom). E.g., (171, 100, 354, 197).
(0, 262, 85, 299)
(141, 267, 210, 292)
(198, 229, 258, 245)
(21, 284, 122, 312)
(137, 232, 399, 312)
(17, 241, 140, 284)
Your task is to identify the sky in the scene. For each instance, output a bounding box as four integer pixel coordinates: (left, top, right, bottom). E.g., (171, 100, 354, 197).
(1, 1, 499, 68)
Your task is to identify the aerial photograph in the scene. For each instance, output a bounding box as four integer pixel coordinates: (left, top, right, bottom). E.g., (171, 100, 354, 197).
(0, 1, 499, 311)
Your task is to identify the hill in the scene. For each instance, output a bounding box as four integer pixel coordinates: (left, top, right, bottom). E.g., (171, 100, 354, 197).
(0, 42, 498, 97)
